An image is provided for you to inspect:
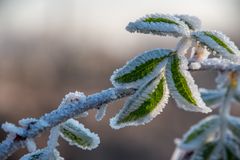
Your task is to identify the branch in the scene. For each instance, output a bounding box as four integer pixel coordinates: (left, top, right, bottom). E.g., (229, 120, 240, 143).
(0, 88, 136, 160)
(0, 58, 239, 160)
(189, 58, 240, 72)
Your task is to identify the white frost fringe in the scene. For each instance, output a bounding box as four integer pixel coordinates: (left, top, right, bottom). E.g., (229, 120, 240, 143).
(59, 119, 100, 150)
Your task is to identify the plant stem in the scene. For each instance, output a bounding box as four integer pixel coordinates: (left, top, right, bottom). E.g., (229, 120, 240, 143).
(219, 85, 234, 159)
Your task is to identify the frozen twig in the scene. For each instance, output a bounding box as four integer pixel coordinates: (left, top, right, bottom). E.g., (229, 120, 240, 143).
(0, 88, 135, 160)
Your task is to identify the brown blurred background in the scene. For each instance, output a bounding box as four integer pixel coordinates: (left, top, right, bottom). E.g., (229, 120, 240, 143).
(0, 0, 239, 159)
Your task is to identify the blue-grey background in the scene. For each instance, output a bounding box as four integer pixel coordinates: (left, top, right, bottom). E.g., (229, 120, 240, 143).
(0, 0, 239, 159)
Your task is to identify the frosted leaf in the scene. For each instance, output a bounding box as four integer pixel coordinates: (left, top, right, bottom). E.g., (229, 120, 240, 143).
(126, 14, 190, 37)
(215, 71, 229, 89)
(174, 15, 201, 31)
(191, 31, 240, 62)
(111, 48, 171, 88)
(25, 138, 37, 153)
(20, 148, 64, 160)
(190, 142, 221, 160)
(227, 116, 240, 140)
(179, 115, 220, 150)
(95, 104, 108, 121)
(60, 91, 86, 106)
(225, 147, 240, 160)
(199, 88, 226, 109)
(1, 122, 25, 135)
(165, 54, 211, 113)
(110, 73, 169, 129)
(59, 119, 100, 150)
(224, 133, 240, 159)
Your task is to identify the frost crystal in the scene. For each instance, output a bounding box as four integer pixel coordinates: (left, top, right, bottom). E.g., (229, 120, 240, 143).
(95, 105, 108, 121)
(126, 14, 190, 37)
(60, 91, 86, 106)
(189, 62, 201, 70)
(59, 119, 100, 150)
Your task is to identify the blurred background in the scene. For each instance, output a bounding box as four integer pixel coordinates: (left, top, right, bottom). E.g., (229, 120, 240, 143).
(0, 0, 239, 159)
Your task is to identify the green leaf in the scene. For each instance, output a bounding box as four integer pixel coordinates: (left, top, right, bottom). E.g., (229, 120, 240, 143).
(171, 55, 196, 105)
(226, 147, 240, 160)
(227, 116, 240, 140)
(115, 58, 164, 83)
(191, 142, 218, 160)
(126, 14, 190, 37)
(59, 119, 100, 150)
(143, 17, 179, 25)
(166, 54, 211, 113)
(191, 31, 240, 62)
(200, 88, 225, 108)
(111, 49, 171, 88)
(110, 74, 169, 129)
(179, 115, 219, 150)
(204, 32, 234, 54)
(224, 134, 240, 159)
